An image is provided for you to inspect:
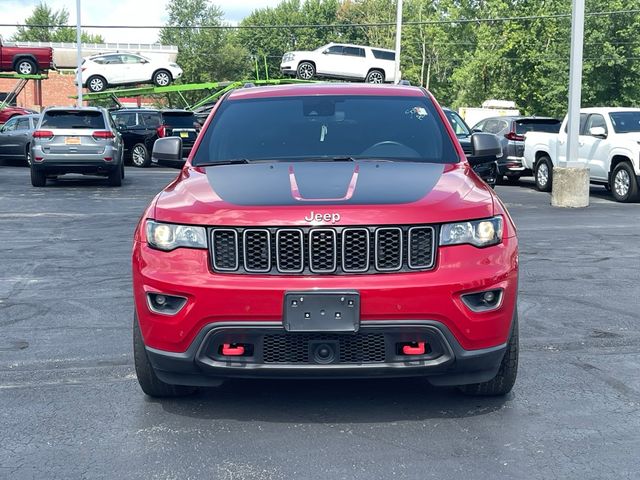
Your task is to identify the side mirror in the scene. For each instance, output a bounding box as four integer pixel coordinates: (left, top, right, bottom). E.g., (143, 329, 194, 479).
(151, 137, 184, 169)
(322, 50, 329, 54)
(468, 133, 502, 166)
(472, 128, 482, 133)
(589, 126, 607, 138)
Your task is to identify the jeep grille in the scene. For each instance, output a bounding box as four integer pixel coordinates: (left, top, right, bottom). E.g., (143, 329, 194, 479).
(210, 226, 436, 275)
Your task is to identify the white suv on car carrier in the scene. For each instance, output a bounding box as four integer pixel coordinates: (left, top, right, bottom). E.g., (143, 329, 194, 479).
(280, 43, 397, 83)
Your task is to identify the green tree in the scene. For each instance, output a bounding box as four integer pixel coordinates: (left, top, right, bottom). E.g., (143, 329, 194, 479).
(12, 2, 104, 43)
(160, 0, 252, 97)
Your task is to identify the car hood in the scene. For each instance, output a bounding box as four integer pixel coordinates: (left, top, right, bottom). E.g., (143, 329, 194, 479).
(153, 161, 495, 226)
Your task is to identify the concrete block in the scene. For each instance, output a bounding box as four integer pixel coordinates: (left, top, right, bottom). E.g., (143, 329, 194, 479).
(551, 167, 590, 208)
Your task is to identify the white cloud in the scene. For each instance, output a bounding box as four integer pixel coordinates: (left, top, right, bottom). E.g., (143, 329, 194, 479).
(0, 0, 283, 44)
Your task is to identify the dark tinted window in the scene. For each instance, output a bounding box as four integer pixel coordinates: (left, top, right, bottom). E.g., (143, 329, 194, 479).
(193, 95, 459, 165)
(343, 47, 365, 57)
(112, 111, 137, 127)
(162, 112, 197, 128)
(564, 113, 589, 134)
(609, 111, 640, 133)
(140, 112, 161, 127)
(515, 119, 561, 134)
(325, 45, 344, 55)
(371, 49, 395, 61)
(41, 110, 105, 129)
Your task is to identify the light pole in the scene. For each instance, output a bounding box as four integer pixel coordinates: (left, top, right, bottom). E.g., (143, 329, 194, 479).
(551, 0, 589, 207)
(75, 0, 83, 106)
(394, 0, 403, 84)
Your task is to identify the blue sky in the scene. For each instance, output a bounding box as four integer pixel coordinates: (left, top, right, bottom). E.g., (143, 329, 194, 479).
(0, 0, 282, 43)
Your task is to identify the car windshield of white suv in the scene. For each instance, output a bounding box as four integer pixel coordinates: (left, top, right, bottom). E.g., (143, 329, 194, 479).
(41, 110, 105, 129)
(609, 111, 640, 133)
(193, 95, 459, 165)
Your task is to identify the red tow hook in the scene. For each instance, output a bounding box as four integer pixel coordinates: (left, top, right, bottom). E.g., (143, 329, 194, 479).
(221, 343, 245, 356)
(402, 342, 426, 355)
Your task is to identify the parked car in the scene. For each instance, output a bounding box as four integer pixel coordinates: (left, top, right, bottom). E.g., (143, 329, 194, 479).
(111, 108, 199, 167)
(472, 116, 561, 182)
(30, 107, 124, 187)
(0, 106, 36, 126)
(280, 43, 397, 83)
(0, 113, 39, 165)
(0, 36, 54, 75)
(78, 53, 183, 93)
(523, 108, 640, 202)
(133, 83, 518, 398)
(443, 108, 499, 188)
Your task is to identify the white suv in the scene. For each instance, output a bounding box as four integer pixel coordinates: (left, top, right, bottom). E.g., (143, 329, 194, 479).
(78, 53, 183, 93)
(280, 43, 397, 83)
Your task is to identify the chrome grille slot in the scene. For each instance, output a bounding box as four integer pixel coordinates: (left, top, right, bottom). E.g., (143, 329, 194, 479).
(276, 229, 304, 273)
(375, 228, 403, 271)
(342, 228, 370, 273)
(309, 229, 337, 273)
(211, 229, 238, 271)
(243, 229, 271, 272)
(408, 226, 435, 269)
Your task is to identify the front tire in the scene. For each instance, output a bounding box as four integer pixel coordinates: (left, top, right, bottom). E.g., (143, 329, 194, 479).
(535, 156, 553, 192)
(16, 58, 37, 75)
(296, 61, 315, 80)
(87, 75, 107, 92)
(131, 144, 151, 168)
(365, 69, 385, 83)
(133, 314, 197, 397)
(459, 313, 519, 396)
(30, 167, 46, 187)
(153, 69, 172, 87)
(25, 144, 32, 166)
(611, 162, 640, 203)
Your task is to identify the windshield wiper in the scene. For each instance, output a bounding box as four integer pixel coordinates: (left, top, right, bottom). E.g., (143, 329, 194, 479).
(194, 159, 251, 167)
(302, 156, 356, 162)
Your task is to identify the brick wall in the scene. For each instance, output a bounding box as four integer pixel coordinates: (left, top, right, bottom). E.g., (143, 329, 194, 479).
(0, 71, 77, 110)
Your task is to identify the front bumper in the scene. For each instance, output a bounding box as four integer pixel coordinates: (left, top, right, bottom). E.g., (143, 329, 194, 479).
(145, 320, 509, 386)
(133, 235, 518, 354)
(280, 62, 297, 76)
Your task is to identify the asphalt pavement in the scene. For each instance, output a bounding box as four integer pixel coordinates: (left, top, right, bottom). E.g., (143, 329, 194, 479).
(0, 164, 638, 480)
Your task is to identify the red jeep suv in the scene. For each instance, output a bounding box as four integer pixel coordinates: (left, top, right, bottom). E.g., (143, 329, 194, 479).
(132, 84, 519, 397)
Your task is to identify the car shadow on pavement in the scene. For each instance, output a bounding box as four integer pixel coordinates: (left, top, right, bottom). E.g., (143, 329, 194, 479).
(150, 378, 511, 423)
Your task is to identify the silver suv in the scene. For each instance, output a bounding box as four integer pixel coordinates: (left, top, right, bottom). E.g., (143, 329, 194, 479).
(30, 107, 124, 187)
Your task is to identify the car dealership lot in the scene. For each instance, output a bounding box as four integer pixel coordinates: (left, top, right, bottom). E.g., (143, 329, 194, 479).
(0, 166, 638, 479)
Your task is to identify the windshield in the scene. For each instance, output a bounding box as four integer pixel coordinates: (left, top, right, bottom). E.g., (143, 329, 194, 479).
(192, 95, 459, 165)
(609, 111, 640, 133)
(41, 110, 105, 129)
(444, 110, 471, 137)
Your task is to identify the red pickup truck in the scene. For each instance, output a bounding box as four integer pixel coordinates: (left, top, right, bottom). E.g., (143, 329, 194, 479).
(0, 36, 54, 75)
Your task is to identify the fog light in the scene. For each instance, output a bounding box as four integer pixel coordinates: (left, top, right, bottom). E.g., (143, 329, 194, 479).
(146, 293, 187, 315)
(461, 289, 503, 312)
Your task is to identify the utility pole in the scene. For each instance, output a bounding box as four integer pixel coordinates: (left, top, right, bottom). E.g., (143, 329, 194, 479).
(394, 0, 403, 84)
(75, 0, 83, 106)
(551, 0, 589, 207)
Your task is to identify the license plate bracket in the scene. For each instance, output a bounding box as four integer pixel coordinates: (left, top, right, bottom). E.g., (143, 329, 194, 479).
(283, 291, 360, 333)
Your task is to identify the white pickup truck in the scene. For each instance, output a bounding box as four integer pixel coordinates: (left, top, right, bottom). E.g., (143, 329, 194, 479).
(523, 107, 640, 202)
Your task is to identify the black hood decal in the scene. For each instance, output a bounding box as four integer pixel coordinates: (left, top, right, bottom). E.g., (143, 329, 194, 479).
(206, 161, 445, 206)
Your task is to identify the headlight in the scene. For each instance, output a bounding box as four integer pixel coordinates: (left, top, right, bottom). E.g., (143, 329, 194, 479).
(439, 216, 503, 248)
(146, 220, 207, 251)
(282, 53, 295, 62)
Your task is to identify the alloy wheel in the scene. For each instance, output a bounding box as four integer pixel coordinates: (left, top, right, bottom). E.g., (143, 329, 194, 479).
(367, 71, 384, 83)
(614, 169, 630, 198)
(156, 72, 170, 86)
(537, 163, 549, 187)
(90, 78, 104, 92)
(18, 61, 33, 75)
(132, 146, 147, 167)
(298, 64, 314, 80)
